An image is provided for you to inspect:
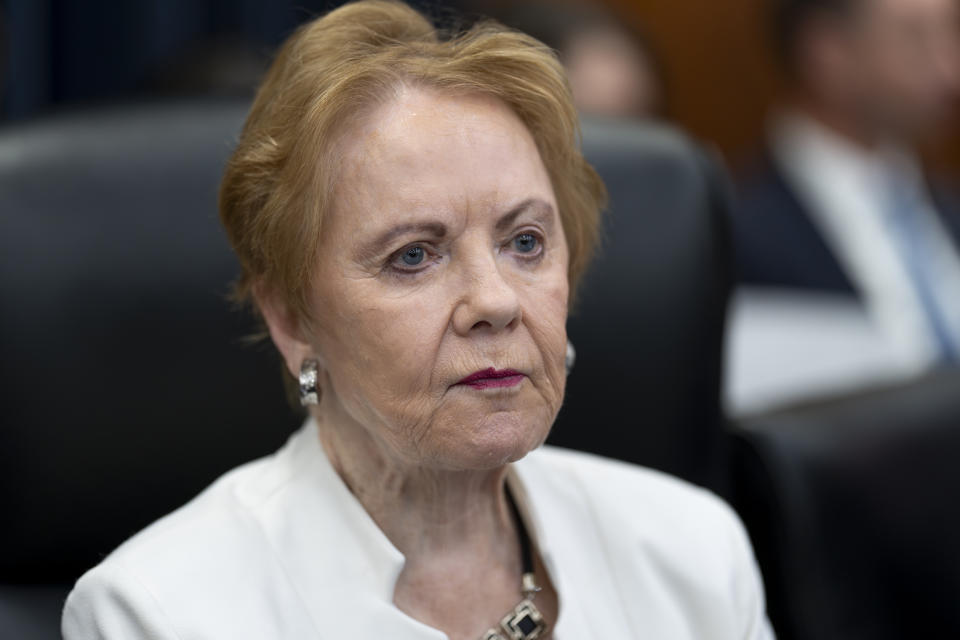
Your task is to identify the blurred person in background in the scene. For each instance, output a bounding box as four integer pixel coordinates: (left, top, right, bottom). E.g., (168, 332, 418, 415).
(728, 0, 960, 413)
(497, 1, 665, 120)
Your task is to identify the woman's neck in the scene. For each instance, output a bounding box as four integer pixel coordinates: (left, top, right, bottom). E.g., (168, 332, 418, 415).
(314, 404, 537, 639)
(315, 405, 516, 559)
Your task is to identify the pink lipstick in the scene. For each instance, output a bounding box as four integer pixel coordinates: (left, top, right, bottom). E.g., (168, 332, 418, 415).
(456, 367, 525, 389)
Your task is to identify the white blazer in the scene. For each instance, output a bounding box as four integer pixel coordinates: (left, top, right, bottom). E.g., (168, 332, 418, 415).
(62, 420, 775, 639)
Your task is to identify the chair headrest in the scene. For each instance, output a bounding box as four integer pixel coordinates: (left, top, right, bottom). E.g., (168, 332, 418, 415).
(552, 117, 732, 490)
(0, 100, 303, 582)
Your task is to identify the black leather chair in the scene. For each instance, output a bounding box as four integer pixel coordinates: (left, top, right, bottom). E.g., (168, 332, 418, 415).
(731, 369, 960, 640)
(0, 101, 734, 639)
(553, 119, 732, 492)
(0, 100, 302, 639)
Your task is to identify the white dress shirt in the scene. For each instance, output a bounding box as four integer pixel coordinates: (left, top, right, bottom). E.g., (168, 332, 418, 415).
(726, 112, 960, 414)
(62, 420, 774, 639)
(771, 112, 960, 364)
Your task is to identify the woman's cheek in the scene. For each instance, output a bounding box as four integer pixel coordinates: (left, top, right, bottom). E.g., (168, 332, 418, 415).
(361, 303, 445, 397)
(545, 287, 571, 388)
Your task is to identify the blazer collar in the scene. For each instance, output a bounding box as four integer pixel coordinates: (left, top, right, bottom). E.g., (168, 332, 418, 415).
(236, 420, 442, 638)
(236, 420, 599, 639)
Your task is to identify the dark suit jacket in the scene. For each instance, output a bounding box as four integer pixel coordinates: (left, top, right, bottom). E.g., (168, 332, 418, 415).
(732, 148, 960, 296)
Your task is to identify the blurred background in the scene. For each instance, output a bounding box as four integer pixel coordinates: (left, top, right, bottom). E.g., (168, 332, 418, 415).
(5, 0, 956, 160)
(2, 1, 960, 639)
(3, 0, 958, 161)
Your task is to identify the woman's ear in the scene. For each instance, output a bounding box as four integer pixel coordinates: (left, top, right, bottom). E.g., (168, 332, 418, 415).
(255, 286, 314, 380)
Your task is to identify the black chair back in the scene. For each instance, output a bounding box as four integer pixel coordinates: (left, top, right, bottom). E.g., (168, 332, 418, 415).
(553, 119, 732, 492)
(0, 102, 732, 638)
(0, 101, 302, 590)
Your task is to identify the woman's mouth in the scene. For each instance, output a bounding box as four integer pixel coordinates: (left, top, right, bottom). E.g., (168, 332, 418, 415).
(455, 367, 526, 389)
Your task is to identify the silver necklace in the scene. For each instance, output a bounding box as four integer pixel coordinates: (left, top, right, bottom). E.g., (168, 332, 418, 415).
(479, 490, 549, 640)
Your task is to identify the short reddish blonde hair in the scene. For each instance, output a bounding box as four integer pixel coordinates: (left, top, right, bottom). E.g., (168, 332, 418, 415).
(219, 0, 606, 320)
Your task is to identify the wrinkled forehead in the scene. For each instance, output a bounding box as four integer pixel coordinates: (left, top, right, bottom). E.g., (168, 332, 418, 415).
(326, 86, 554, 235)
(338, 86, 532, 173)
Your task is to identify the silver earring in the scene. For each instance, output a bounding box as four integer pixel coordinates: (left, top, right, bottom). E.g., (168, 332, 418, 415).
(299, 359, 320, 406)
(565, 340, 576, 375)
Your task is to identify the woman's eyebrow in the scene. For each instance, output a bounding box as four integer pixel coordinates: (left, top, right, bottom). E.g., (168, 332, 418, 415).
(357, 222, 447, 260)
(495, 198, 556, 232)
(356, 200, 552, 261)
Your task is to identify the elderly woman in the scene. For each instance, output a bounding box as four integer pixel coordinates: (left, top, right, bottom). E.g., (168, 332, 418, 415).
(62, 2, 773, 639)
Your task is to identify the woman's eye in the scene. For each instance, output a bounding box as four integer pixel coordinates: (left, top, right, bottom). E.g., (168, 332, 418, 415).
(513, 233, 539, 254)
(387, 244, 435, 276)
(401, 246, 425, 266)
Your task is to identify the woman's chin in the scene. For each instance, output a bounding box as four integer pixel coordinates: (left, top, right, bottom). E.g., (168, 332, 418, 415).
(429, 409, 553, 471)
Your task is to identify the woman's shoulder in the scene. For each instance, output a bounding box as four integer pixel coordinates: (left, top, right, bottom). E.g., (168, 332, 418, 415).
(62, 430, 318, 639)
(517, 447, 754, 583)
(518, 445, 751, 567)
(87, 441, 289, 568)
(516, 446, 773, 639)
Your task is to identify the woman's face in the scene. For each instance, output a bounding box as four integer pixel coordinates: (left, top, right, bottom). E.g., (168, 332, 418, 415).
(292, 87, 570, 471)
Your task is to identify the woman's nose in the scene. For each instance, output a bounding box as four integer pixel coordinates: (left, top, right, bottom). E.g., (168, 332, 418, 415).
(451, 252, 523, 335)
